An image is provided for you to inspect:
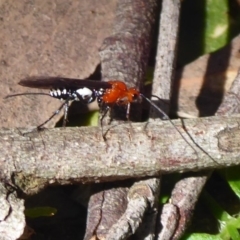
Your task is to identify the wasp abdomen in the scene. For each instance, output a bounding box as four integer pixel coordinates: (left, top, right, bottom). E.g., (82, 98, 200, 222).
(49, 87, 98, 104)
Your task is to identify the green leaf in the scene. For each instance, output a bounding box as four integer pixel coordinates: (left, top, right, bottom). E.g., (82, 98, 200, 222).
(202, 191, 231, 222)
(182, 233, 221, 240)
(204, 0, 229, 53)
(86, 111, 99, 126)
(220, 167, 240, 199)
(25, 207, 57, 218)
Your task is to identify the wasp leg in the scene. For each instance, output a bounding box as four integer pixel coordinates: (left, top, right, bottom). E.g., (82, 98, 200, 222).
(37, 101, 68, 130)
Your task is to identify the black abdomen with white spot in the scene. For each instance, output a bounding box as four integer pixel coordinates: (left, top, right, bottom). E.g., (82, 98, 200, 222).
(16, 77, 111, 105)
(49, 87, 105, 104)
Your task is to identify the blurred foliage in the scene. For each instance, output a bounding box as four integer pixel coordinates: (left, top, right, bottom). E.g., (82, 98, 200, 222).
(177, 0, 240, 67)
(25, 207, 57, 218)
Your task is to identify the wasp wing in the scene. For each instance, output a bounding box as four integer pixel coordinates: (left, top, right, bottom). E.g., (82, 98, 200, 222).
(19, 77, 112, 91)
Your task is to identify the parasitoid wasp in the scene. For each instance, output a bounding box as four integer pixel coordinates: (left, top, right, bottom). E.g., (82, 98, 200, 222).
(5, 77, 220, 166)
(5, 77, 144, 129)
(5, 76, 194, 149)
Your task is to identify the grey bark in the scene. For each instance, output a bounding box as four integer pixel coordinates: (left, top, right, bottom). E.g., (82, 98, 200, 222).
(85, 0, 158, 239)
(0, 115, 240, 239)
(150, 0, 181, 239)
(0, 116, 239, 193)
(0, 182, 25, 240)
(169, 58, 240, 240)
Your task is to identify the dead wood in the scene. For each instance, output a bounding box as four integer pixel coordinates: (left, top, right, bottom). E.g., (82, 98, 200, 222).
(0, 1, 117, 238)
(0, 116, 239, 193)
(169, 54, 240, 240)
(150, 0, 181, 239)
(1, 114, 240, 238)
(85, 0, 158, 239)
(0, 182, 25, 239)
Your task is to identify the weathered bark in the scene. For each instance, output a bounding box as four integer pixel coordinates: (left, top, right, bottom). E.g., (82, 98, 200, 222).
(105, 179, 160, 240)
(0, 116, 240, 239)
(150, 0, 181, 239)
(169, 57, 240, 240)
(0, 116, 239, 193)
(169, 172, 211, 240)
(0, 0, 117, 239)
(152, 0, 180, 104)
(0, 182, 25, 240)
(85, 0, 158, 239)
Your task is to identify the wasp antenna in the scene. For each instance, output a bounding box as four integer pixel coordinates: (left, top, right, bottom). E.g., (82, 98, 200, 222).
(141, 93, 198, 152)
(140, 94, 169, 119)
(141, 93, 222, 166)
(4, 92, 50, 99)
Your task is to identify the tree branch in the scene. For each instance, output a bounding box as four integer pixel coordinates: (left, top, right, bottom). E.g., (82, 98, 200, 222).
(88, 0, 158, 239)
(150, 0, 181, 239)
(1, 115, 240, 194)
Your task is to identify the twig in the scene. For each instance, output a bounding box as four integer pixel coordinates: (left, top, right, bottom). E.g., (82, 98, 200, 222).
(85, 0, 158, 239)
(1, 116, 240, 194)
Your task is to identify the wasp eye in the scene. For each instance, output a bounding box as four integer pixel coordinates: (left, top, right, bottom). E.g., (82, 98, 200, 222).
(132, 93, 141, 102)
